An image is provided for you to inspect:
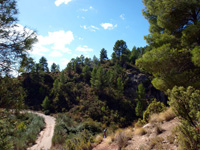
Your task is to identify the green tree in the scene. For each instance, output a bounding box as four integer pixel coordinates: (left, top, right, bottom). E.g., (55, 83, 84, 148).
(136, 0, 200, 92)
(117, 77, 124, 98)
(111, 52, 117, 64)
(82, 65, 91, 83)
(90, 67, 97, 88)
(0, 77, 25, 111)
(53, 79, 61, 93)
(92, 55, 99, 67)
(60, 71, 66, 84)
(143, 99, 166, 122)
(100, 48, 108, 63)
(51, 63, 57, 72)
(66, 62, 72, 75)
(105, 69, 114, 88)
(113, 40, 128, 62)
(0, 0, 37, 76)
(130, 46, 140, 64)
(73, 57, 82, 74)
(39, 56, 49, 72)
(20, 57, 35, 73)
(41, 96, 51, 113)
(135, 83, 146, 117)
(168, 86, 200, 150)
(84, 57, 91, 66)
(95, 66, 106, 91)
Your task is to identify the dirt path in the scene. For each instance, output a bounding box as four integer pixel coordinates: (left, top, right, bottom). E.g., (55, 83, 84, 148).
(27, 112, 56, 150)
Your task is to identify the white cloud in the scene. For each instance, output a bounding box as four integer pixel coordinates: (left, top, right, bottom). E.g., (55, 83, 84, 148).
(48, 60, 58, 67)
(55, 0, 72, 6)
(61, 58, 70, 67)
(80, 8, 88, 12)
(34, 30, 74, 55)
(120, 14, 125, 20)
(49, 51, 63, 57)
(80, 25, 99, 32)
(80, 6, 93, 12)
(101, 23, 117, 30)
(76, 45, 93, 52)
(31, 44, 50, 56)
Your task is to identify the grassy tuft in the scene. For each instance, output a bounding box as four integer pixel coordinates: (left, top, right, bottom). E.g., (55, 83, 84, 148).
(115, 128, 133, 149)
(134, 127, 147, 136)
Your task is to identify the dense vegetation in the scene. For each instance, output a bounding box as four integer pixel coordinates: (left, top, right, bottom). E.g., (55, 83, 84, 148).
(137, 0, 200, 149)
(1, 0, 200, 149)
(0, 110, 45, 150)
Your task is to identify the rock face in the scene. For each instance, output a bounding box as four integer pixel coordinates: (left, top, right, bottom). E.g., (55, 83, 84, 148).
(125, 68, 167, 104)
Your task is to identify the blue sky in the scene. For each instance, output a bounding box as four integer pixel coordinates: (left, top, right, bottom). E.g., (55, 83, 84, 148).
(17, 0, 149, 70)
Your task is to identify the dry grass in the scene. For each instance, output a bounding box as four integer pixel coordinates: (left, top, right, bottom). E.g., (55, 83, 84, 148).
(94, 135, 103, 144)
(114, 128, 133, 149)
(134, 127, 147, 136)
(150, 113, 161, 123)
(104, 136, 113, 144)
(150, 108, 176, 124)
(159, 107, 176, 122)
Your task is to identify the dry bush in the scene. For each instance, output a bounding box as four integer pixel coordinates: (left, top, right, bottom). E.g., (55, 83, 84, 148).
(154, 124, 165, 135)
(115, 129, 133, 149)
(150, 113, 161, 124)
(147, 136, 164, 150)
(150, 108, 176, 124)
(94, 135, 103, 144)
(104, 136, 113, 144)
(159, 107, 176, 122)
(134, 127, 147, 136)
(134, 118, 146, 128)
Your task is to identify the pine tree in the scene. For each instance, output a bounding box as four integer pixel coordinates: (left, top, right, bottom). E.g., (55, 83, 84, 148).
(39, 56, 49, 72)
(100, 48, 108, 63)
(169, 86, 200, 150)
(90, 67, 97, 88)
(0, 0, 37, 76)
(136, 0, 200, 92)
(117, 77, 124, 98)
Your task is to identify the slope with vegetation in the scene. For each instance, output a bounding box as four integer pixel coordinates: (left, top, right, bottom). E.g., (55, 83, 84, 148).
(1, 0, 200, 149)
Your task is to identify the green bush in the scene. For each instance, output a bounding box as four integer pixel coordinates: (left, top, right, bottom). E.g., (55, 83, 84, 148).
(0, 112, 45, 150)
(143, 99, 166, 122)
(52, 113, 101, 149)
(168, 86, 200, 150)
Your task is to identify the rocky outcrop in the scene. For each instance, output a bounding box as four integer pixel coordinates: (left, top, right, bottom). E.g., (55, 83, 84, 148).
(125, 69, 167, 104)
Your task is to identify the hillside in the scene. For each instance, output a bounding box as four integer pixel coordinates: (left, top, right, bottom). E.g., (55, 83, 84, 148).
(93, 112, 179, 150)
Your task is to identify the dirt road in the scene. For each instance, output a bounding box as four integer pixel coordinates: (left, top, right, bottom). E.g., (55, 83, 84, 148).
(27, 112, 56, 150)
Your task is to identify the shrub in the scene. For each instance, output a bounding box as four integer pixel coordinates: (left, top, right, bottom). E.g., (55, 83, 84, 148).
(135, 118, 146, 128)
(168, 86, 200, 150)
(158, 107, 176, 122)
(134, 127, 147, 136)
(94, 135, 103, 145)
(147, 137, 164, 150)
(0, 112, 45, 150)
(115, 129, 132, 150)
(143, 99, 166, 122)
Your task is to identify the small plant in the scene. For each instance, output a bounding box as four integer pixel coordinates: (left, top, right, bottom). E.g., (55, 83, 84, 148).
(134, 127, 147, 136)
(154, 124, 165, 135)
(135, 118, 146, 128)
(143, 99, 166, 122)
(115, 129, 133, 150)
(159, 107, 176, 122)
(94, 135, 103, 145)
(147, 136, 164, 150)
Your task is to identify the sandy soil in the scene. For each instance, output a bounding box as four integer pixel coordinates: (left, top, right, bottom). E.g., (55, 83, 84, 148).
(27, 112, 56, 150)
